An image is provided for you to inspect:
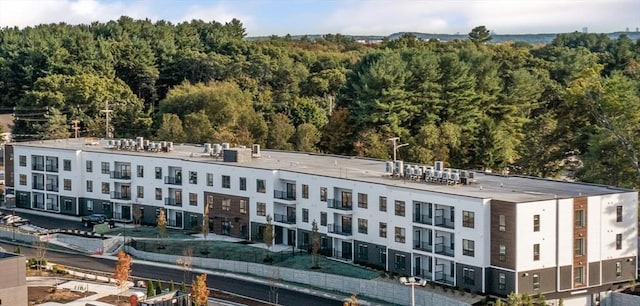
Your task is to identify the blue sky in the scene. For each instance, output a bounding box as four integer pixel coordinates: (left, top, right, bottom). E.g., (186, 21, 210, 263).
(1, 0, 639, 36)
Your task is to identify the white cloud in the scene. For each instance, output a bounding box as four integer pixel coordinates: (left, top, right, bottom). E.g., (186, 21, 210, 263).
(180, 1, 253, 26)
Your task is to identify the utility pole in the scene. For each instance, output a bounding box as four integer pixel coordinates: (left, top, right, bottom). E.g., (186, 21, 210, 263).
(101, 101, 113, 139)
(387, 137, 409, 162)
(71, 120, 80, 138)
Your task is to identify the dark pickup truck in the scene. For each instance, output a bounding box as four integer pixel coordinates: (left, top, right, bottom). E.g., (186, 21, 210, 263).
(81, 214, 112, 228)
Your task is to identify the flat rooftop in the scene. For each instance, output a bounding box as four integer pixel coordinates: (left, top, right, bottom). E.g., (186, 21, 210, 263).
(13, 138, 634, 203)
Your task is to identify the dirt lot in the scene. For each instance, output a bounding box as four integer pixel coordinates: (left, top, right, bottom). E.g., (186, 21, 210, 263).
(28, 286, 96, 305)
(96, 295, 131, 306)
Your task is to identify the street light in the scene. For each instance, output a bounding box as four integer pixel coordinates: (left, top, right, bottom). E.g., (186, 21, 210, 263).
(387, 137, 409, 162)
(400, 276, 426, 306)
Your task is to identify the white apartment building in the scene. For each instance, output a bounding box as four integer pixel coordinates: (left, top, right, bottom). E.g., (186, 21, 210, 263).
(3, 137, 637, 299)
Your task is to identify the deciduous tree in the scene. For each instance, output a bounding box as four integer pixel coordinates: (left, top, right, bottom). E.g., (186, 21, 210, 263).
(113, 250, 132, 300)
(191, 273, 210, 306)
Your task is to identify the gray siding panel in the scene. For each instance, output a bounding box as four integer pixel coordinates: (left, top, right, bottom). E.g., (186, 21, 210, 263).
(388, 248, 411, 276)
(59, 196, 77, 215)
(517, 266, 556, 295)
(78, 197, 112, 216)
(455, 263, 483, 293)
(602, 257, 636, 284)
(589, 261, 600, 286)
(486, 268, 515, 296)
(354, 240, 386, 270)
(559, 265, 572, 290)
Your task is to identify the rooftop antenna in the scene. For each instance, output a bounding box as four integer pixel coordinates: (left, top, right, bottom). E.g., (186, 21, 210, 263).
(387, 137, 409, 162)
(71, 119, 80, 138)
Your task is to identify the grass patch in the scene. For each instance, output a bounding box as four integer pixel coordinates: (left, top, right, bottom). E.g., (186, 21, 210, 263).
(106, 225, 195, 239)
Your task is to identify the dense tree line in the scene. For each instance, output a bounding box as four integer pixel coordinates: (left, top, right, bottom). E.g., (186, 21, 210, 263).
(1, 18, 639, 188)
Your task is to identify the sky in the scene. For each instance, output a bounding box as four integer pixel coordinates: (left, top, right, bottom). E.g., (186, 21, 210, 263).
(0, 0, 639, 37)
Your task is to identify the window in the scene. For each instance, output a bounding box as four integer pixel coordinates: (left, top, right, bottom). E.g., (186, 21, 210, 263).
(256, 179, 266, 193)
(101, 182, 110, 194)
(19, 155, 27, 166)
(616, 262, 622, 277)
(155, 188, 162, 200)
(616, 233, 622, 250)
(222, 175, 230, 188)
(257, 202, 266, 216)
(320, 212, 327, 226)
(463, 239, 475, 257)
(189, 193, 197, 206)
(138, 186, 144, 198)
(240, 199, 247, 214)
(357, 193, 368, 208)
(63, 159, 71, 171)
(499, 244, 507, 261)
(101, 162, 110, 174)
(189, 171, 197, 184)
(395, 200, 405, 216)
(222, 198, 231, 211)
(63, 179, 71, 191)
(86, 160, 93, 172)
(358, 244, 368, 260)
(206, 173, 213, 186)
(395, 227, 406, 243)
(302, 184, 309, 199)
(380, 222, 387, 238)
(358, 218, 368, 234)
(575, 238, 584, 256)
(155, 167, 162, 179)
(379, 196, 387, 212)
(463, 268, 475, 285)
(499, 214, 506, 231)
(86, 180, 93, 192)
(533, 273, 540, 290)
(239, 177, 246, 191)
(394, 254, 406, 270)
(320, 187, 327, 201)
(62, 199, 72, 211)
(616, 206, 623, 222)
(533, 243, 540, 261)
(302, 208, 309, 222)
(86, 200, 93, 212)
(379, 249, 387, 265)
(498, 273, 506, 290)
(574, 266, 584, 285)
(533, 214, 540, 232)
(463, 211, 474, 228)
(19, 174, 26, 185)
(137, 165, 143, 177)
(575, 209, 585, 228)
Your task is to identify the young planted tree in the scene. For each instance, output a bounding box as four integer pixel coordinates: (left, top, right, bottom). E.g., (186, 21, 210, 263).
(156, 208, 167, 248)
(311, 219, 320, 269)
(146, 280, 154, 297)
(343, 294, 360, 306)
(33, 240, 47, 276)
(133, 205, 142, 231)
(202, 204, 209, 239)
(113, 250, 132, 301)
(263, 214, 274, 262)
(155, 279, 162, 295)
(191, 273, 210, 306)
(181, 246, 193, 283)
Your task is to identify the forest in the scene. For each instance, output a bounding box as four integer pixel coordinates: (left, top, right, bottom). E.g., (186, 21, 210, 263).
(0, 17, 639, 189)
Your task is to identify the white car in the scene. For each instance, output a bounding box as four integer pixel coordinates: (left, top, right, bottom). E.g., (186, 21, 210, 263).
(1, 214, 25, 225)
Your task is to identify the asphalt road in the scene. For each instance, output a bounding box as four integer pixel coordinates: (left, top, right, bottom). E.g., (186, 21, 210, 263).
(0, 208, 88, 230)
(0, 241, 344, 306)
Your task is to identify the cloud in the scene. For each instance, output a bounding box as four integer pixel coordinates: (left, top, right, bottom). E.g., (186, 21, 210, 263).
(180, 1, 253, 26)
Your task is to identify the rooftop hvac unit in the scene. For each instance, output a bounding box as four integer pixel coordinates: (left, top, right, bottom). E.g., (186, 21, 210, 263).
(115, 140, 122, 148)
(161, 141, 167, 148)
(450, 172, 460, 182)
(144, 140, 150, 149)
(221, 142, 230, 150)
(204, 143, 211, 153)
(167, 142, 173, 151)
(460, 170, 468, 178)
(425, 166, 434, 178)
(252, 144, 261, 156)
(435, 161, 444, 171)
(123, 140, 130, 148)
(385, 161, 393, 174)
(394, 160, 404, 176)
(136, 136, 144, 146)
(415, 166, 423, 177)
(107, 140, 114, 147)
(468, 172, 475, 179)
(441, 171, 449, 180)
(212, 144, 221, 155)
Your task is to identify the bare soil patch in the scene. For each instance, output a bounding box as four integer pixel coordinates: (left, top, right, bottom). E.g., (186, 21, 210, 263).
(96, 294, 131, 306)
(28, 286, 96, 305)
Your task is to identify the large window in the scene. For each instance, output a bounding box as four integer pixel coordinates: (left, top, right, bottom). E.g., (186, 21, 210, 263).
(498, 273, 506, 290)
(222, 175, 230, 188)
(380, 222, 387, 238)
(19, 155, 27, 166)
(155, 188, 162, 200)
(101, 182, 110, 194)
(240, 200, 247, 214)
(206, 173, 213, 186)
(574, 267, 584, 285)
(137, 165, 144, 177)
(533, 273, 540, 290)
(320, 212, 327, 226)
(138, 186, 144, 198)
(616, 262, 622, 277)
(19, 174, 26, 185)
(189, 171, 197, 184)
(463, 268, 475, 285)
(320, 187, 327, 201)
(533, 214, 540, 232)
(256, 179, 266, 193)
(189, 193, 197, 206)
(222, 198, 231, 211)
(63, 179, 72, 191)
(379, 196, 387, 212)
(86, 180, 93, 192)
(358, 244, 368, 260)
(155, 167, 162, 179)
(499, 244, 506, 261)
(358, 218, 368, 234)
(394, 254, 406, 270)
(575, 238, 584, 256)
(616, 206, 623, 222)
(395, 200, 405, 216)
(462, 211, 474, 228)
(499, 214, 506, 231)
(463, 239, 475, 257)
(616, 233, 622, 250)
(302, 184, 309, 199)
(86, 160, 93, 172)
(533, 243, 540, 261)
(302, 208, 309, 222)
(395, 227, 405, 243)
(257, 202, 266, 216)
(239, 177, 246, 191)
(575, 209, 585, 228)
(357, 193, 368, 208)
(63, 159, 71, 171)
(101, 162, 110, 174)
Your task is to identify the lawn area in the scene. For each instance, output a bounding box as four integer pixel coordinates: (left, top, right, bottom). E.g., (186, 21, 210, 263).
(131, 239, 379, 280)
(106, 225, 196, 239)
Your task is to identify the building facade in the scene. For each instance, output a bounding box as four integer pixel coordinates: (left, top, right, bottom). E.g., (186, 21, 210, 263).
(4, 138, 637, 299)
(0, 252, 27, 306)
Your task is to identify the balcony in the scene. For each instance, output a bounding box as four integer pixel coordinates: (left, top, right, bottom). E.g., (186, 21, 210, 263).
(274, 213, 296, 224)
(434, 216, 454, 229)
(434, 272, 455, 285)
(434, 243, 455, 257)
(328, 223, 353, 236)
(45, 164, 58, 172)
(46, 184, 59, 192)
(328, 199, 353, 211)
(110, 171, 131, 180)
(110, 192, 132, 200)
(274, 190, 296, 201)
(414, 214, 432, 225)
(333, 249, 353, 261)
(414, 240, 433, 252)
(164, 197, 182, 207)
(32, 182, 44, 190)
(164, 176, 182, 185)
(415, 268, 433, 280)
(32, 163, 44, 171)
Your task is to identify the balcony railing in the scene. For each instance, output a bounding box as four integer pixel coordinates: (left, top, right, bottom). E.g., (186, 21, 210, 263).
(434, 243, 455, 257)
(164, 176, 182, 185)
(110, 192, 131, 200)
(328, 199, 353, 211)
(32, 163, 44, 171)
(46, 184, 59, 192)
(45, 164, 58, 172)
(274, 213, 296, 224)
(332, 249, 353, 261)
(274, 190, 296, 201)
(415, 268, 433, 280)
(110, 171, 131, 180)
(414, 240, 433, 252)
(434, 272, 455, 285)
(164, 197, 182, 206)
(434, 216, 455, 229)
(32, 183, 44, 190)
(414, 214, 433, 225)
(328, 223, 353, 236)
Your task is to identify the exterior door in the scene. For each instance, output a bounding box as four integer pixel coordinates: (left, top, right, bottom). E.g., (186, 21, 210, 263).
(121, 205, 131, 220)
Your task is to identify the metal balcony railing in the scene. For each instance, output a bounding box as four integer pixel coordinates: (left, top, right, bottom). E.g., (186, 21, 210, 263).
(328, 199, 353, 210)
(110, 192, 131, 200)
(434, 216, 455, 229)
(164, 176, 182, 185)
(434, 272, 455, 285)
(274, 190, 296, 201)
(46, 184, 59, 192)
(45, 164, 58, 172)
(332, 249, 353, 261)
(414, 214, 432, 225)
(415, 268, 433, 280)
(328, 223, 353, 236)
(32, 183, 44, 190)
(434, 243, 455, 257)
(413, 240, 433, 252)
(110, 171, 131, 180)
(164, 197, 182, 206)
(274, 213, 296, 224)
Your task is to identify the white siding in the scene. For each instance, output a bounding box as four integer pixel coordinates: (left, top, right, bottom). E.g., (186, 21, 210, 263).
(515, 199, 557, 271)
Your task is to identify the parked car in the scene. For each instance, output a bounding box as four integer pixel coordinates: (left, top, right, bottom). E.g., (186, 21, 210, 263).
(11, 218, 30, 227)
(1, 214, 22, 225)
(81, 214, 109, 227)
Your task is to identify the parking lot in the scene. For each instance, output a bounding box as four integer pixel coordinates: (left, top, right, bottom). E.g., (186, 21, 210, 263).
(0, 207, 92, 231)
